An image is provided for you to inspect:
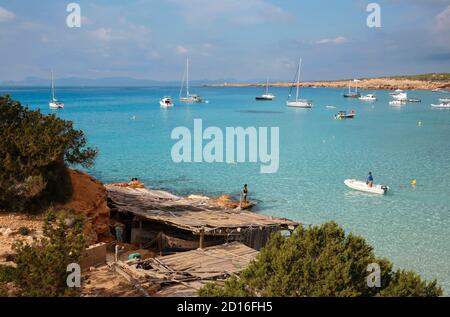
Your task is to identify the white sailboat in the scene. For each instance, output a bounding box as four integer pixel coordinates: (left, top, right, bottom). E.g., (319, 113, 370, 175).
(49, 70, 64, 109)
(286, 58, 312, 108)
(179, 57, 203, 103)
(256, 77, 275, 101)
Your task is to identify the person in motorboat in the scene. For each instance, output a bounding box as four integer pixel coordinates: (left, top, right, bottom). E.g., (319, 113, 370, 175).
(366, 172, 374, 188)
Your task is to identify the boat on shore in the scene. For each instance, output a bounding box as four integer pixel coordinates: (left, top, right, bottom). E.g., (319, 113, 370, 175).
(286, 58, 313, 108)
(343, 79, 361, 98)
(344, 179, 389, 195)
(359, 94, 377, 101)
(179, 57, 203, 103)
(49, 70, 64, 109)
(334, 110, 356, 119)
(256, 77, 275, 101)
(160, 96, 174, 108)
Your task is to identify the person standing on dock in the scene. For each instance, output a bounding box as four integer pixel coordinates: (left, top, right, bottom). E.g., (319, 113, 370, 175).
(242, 184, 249, 203)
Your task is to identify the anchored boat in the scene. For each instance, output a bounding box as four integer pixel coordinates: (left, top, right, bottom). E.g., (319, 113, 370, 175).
(343, 79, 361, 98)
(49, 70, 64, 109)
(334, 110, 356, 119)
(256, 77, 275, 101)
(359, 94, 377, 101)
(160, 96, 174, 108)
(179, 57, 203, 103)
(344, 179, 390, 195)
(286, 58, 313, 108)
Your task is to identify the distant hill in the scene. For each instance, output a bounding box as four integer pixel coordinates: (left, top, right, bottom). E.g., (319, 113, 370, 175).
(0, 76, 241, 87)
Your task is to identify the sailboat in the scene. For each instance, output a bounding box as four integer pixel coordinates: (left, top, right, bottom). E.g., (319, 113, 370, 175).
(286, 58, 312, 108)
(49, 70, 64, 109)
(343, 79, 361, 98)
(256, 77, 275, 101)
(179, 57, 203, 103)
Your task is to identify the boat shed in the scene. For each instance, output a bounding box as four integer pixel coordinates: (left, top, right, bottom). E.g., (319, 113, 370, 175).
(106, 185, 299, 251)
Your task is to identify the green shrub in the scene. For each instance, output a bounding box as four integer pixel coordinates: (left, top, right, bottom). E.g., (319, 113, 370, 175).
(6, 209, 86, 297)
(0, 95, 97, 211)
(199, 222, 443, 297)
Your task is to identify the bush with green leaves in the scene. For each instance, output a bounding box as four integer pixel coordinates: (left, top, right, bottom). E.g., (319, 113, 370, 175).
(0, 209, 86, 297)
(199, 222, 443, 297)
(0, 95, 97, 211)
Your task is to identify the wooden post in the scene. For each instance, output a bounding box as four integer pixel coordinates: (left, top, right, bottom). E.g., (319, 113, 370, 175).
(199, 227, 205, 249)
(138, 218, 143, 248)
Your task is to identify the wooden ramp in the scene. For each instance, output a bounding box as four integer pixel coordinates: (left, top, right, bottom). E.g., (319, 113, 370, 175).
(113, 242, 258, 297)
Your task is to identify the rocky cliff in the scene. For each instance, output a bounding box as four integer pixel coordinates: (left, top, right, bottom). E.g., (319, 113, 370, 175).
(57, 170, 112, 245)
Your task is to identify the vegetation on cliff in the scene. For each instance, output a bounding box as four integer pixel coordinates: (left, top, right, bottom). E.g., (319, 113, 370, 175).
(0, 95, 97, 212)
(0, 209, 85, 297)
(199, 222, 443, 297)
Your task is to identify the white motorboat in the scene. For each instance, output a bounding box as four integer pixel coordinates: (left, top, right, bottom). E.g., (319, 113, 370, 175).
(431, 102, 450, 109)
(438, 98, 450, 103)
(389, 99, 406, 106)
(179, 57, 203, 103)
(160, 96, 174, 108)
(256, 77, 275, 101)
(344, 179, 389, 195)
(286, 58, 313, 108)
(389, 89, 404, 96)
(392, 92, 408, 101)
(49, 70, 64, 109)
(359, 94, 377, 101)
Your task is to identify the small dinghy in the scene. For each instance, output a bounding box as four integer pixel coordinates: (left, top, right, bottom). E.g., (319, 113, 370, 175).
(344, 179, 389, 195)
(335, 110, 355, 119)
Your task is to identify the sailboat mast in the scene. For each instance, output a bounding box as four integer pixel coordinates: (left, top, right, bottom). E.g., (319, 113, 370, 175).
(51, 70, 55, 101)
(296, 58, 302, 101)
(266, 77, 269, 94)
(355, 79, 358, 94)
(186, 57, 190, 97)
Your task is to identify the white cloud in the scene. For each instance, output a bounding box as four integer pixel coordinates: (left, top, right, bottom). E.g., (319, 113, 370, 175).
(315, 36, 349, 45)
(434, 5, 450, 31)
(0, 6, 15, 23)
(176, 45, 189, 55)
(91, 27, 113, 41)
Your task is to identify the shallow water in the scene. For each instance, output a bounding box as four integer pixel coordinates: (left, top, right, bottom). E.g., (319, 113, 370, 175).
(3, 86, 450, 294)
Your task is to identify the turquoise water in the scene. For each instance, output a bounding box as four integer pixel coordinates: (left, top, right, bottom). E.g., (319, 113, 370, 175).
(3, 86, 450, 294)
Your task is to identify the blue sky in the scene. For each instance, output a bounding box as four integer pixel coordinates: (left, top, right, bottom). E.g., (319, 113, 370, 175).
(0, 0, 449, 82)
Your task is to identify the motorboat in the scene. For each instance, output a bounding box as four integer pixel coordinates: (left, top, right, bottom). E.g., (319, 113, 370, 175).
(359, 94, 377, 101)
(439, 98, 450, 103)
(344, 179, 389, 195)
(49, 70, 64, 109)
(392, 92, 408, 101)
(431, 102, 450, 109)
(286, 58, 313, 108)
(389, 89, 404, 96)
(389, 99, 406, 106)
(334, 110, 356, 119)
(160, 96, 174, 108)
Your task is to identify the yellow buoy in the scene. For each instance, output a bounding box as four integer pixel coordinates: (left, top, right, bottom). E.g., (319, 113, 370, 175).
(411, 179, 417, 187)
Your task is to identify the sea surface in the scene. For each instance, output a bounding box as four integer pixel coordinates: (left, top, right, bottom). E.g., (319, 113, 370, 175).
(3, 85, 449, 294)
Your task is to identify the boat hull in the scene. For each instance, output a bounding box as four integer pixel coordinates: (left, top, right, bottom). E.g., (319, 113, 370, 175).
(287, 100, 312, 108)
(343, 93, 361, 98)
(344, 179, 389, 195)
(49, 102, 64, 109)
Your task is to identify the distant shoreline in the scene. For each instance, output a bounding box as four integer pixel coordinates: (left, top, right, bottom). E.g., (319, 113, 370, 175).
(206, 78, 450, 91)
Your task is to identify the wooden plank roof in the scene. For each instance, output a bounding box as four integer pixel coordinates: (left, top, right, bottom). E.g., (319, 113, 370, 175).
(106, 185, 299, 234)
